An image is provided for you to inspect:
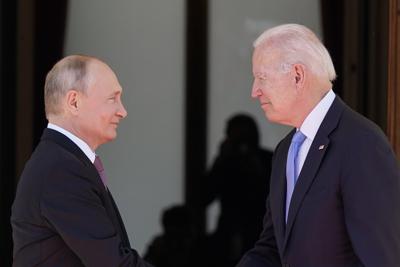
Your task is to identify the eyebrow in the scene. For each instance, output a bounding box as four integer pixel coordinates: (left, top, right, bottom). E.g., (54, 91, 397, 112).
(109, 90, 121, 97)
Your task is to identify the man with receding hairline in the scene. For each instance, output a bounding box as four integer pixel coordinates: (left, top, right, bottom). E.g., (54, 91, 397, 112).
(236, 24, 400, 267)
(11, 55, 153, 267)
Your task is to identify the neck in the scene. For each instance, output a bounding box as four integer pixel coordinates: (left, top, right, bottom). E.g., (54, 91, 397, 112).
(48, 116, 98, 151)
(292, 80, 331, 128)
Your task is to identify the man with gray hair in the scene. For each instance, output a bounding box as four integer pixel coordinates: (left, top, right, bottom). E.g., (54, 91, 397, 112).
(11, 55, 153, 267)
(237, 24, 400, 267)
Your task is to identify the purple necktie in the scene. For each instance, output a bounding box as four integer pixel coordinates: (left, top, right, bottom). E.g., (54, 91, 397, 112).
(285, 130, 306, 222)
(94, 156, 107, 188)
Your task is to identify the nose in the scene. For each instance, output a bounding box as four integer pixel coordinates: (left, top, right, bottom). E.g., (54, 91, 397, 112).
(117, 101, 128, 118)
(251, 80, 261, 99)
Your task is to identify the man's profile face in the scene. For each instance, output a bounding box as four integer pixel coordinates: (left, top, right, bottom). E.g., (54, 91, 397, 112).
(251, 47, 298, 126)
(75, 61, 127, 150)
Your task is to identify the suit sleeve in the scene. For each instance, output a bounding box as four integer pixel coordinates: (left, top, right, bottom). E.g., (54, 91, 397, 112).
(341, 131, 400, 266)
(40, 163, 154, 267)
(236, 196, 281, 267)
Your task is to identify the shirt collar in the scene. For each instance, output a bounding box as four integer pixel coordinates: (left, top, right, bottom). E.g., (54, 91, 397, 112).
(47, 123, 96, 163)
(299, 89, 336, 141)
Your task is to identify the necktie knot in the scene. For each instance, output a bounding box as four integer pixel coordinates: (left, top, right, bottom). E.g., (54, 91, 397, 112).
(292, 130, 306, 145)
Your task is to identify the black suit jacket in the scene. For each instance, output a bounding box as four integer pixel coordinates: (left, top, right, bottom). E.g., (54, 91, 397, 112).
(237, 97, 400, 267)
(11, 129, 153, 267)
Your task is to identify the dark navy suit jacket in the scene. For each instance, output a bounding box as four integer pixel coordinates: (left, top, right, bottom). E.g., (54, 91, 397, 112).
(11, 129, 153, 267)
(237, 97, 400, 267)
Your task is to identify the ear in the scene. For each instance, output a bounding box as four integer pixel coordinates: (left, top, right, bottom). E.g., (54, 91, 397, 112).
(65, 90, 80, 115)
(293, 64, 306, 89)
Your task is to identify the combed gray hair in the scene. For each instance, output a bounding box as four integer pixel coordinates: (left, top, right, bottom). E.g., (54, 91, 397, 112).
(44, 55, 94, 117)
(253, 24, 336, 81)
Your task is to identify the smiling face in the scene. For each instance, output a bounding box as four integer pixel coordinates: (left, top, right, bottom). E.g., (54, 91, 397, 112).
(74, 61, 127, 150)
(251, 47, 299, 126)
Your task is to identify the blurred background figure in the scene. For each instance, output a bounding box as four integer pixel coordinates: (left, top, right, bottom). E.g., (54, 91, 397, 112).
(200, 113, 273, 267)
(144, 205, 207, 267)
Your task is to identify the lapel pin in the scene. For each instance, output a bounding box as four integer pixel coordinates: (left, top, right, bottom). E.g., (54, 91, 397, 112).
(318, 145, 325, 150)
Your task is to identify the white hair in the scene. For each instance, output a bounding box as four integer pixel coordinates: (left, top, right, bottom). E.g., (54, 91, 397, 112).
(253, 24, 336, 81)
(44, 55, 94, 116)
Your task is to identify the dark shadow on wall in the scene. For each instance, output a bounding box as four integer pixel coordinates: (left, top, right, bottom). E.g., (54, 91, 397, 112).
(198, 114, 273, 267)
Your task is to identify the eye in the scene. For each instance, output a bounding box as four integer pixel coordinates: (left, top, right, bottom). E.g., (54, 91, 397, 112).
(254, 73, 267, 81)
(257, 76, 267, 84)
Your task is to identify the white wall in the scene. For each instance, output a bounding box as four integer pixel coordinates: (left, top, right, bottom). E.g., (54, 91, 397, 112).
(65, 0, 184, 254)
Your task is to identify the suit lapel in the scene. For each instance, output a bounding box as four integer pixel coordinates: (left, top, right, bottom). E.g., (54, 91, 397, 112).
(41, 128, 106, 190)
(283, 135, 330, 249)
(282, 97, 345, 251)
(270, 134, 293, 252)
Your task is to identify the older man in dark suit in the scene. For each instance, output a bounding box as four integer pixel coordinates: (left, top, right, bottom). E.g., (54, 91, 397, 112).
(237, 24, 400, 267)
(11, 55, 153, 267)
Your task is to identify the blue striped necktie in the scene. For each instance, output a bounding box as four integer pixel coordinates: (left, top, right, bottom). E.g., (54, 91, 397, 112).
(285, 130, 306, 222)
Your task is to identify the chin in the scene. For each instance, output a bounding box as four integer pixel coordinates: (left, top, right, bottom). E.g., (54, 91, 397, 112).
(110, 133, 117, 140)
(265, 112, 281, 124)
(264, 111, 274, 121)
(104, 132, 117, 142)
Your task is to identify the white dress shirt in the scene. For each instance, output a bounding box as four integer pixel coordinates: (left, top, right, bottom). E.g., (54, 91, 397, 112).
(47, 123, 96, 164)
(296, 89, 335, 177)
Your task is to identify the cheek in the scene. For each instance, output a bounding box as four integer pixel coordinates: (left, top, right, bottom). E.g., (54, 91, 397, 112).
(261, 78, 280, 96)
(259, 84, 272, 97)
(99, 109, 116, 128)
(279, 91, 297, 113)
(269, 87, 290, 110)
